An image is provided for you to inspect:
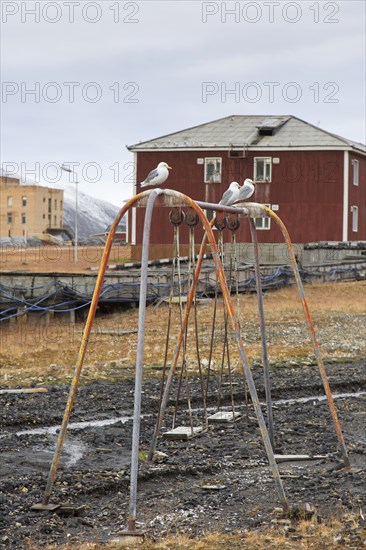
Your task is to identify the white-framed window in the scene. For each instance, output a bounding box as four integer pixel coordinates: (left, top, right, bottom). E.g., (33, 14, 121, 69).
(351, 206, 358, 232)
(7, 196, 13, 207)
(204, 157, 222, 183)
(255, 203, 271, 230)
(22, 196, 27, 207)
(254, 157, 272, 182)
(7, 212, 13, 224)
(21, 213, 26, 224)
(352, 159, 359, 186)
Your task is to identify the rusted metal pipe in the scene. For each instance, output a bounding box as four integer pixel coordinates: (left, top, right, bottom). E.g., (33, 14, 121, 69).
(195, 200, 246, 215)
(249, 218, 275, 449)
(39, 191, 151, 506)
(263, 206, 350, 469)
(128, 189, 162, 532)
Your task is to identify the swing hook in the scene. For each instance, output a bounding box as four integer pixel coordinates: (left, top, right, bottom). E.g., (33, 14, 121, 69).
(169, 207, 185, 226)
(214, 212, 227, 231)
(185, 207, 200, 227)
(227, 213, 240, 232)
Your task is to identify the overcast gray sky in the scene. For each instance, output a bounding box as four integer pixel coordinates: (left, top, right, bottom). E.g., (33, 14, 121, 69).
(1, 0, 365, 205)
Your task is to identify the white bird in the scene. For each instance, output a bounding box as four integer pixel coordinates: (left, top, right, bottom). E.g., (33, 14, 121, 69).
(237, 178, 256, 201)
(140, 162, 172, 187)
(219, 181, 241, 206)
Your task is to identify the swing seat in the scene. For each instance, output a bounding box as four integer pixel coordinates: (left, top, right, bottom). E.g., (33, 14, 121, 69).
(163, 426, 205, 440)
(208, 411, 242, 424)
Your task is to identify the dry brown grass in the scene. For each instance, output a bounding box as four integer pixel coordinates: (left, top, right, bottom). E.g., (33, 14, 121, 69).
(0, 244, 135, 273)
(28, 514, 364, 549)
(1, 281, 365, 387)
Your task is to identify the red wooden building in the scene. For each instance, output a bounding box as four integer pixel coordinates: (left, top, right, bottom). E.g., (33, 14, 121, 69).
(126, 115, 365, 248)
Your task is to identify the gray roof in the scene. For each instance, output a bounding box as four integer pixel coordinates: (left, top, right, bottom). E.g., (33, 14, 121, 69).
(127, 115, 366, 153)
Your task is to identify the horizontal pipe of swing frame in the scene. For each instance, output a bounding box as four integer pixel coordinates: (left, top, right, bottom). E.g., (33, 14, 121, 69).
(195, 201, 247, 215)
(195, 201, 268, 218)
(134, 191, 267, 217)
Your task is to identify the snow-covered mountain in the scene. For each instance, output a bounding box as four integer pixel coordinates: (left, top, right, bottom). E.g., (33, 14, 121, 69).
(60, 184, 124, 238)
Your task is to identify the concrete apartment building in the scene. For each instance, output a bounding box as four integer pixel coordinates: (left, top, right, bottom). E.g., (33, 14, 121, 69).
(0, 176, 64, 238)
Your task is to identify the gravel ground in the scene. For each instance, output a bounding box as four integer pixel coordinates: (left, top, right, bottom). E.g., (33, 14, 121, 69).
(1, 281, 365, 548)
(1, 360, 365, 549)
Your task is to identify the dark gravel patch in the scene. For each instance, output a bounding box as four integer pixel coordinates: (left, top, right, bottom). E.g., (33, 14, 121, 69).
(1, 360, 365, 548)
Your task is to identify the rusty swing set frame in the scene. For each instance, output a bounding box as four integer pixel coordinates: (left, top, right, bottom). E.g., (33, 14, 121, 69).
(33, 188, 350, 538)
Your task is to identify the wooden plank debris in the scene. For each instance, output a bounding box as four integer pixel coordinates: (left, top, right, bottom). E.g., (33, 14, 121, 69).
(201, 484, 227, 491)
(274, 454, 327, 463)
(0, 388, 48, 395)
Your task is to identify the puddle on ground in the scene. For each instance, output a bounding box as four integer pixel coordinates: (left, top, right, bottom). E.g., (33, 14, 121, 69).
(272, 390, 366, 406)
(37, 440, 87, 468)
(13, 415, 132, 437)
(4, 391, 365, 440)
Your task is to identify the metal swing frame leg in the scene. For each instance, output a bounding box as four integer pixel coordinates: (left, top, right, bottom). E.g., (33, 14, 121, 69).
(249, 218, 275, 449)
(32, 191, 145, 511)
(116, 191, 163, 539)
(264, 207, 351, 469)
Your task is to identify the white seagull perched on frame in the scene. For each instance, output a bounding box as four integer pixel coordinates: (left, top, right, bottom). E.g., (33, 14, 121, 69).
(238, 178, 256, 201)
(140, 162, 172, 188)
(219, 181, 241, 206)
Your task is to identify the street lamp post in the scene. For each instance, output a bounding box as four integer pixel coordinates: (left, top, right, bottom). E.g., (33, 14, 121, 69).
(61, 164, 79, 262)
